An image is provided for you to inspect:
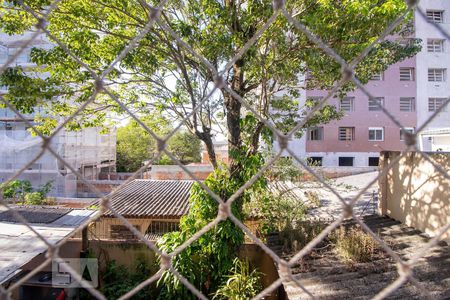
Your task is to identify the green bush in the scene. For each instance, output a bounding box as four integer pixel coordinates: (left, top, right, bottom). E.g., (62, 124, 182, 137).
(24, 192, 45, 205)
(1, 179, 32, 200)
(212, 258, 262, 300)
(102, 259, 157, 299)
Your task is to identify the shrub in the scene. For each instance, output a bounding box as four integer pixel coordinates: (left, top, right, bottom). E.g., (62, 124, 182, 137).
(304, 190, 321, 208)
(1, 179, 32, 200)
(24, 192, 45, 205)
(101, 259, 157, 299)
(280, 221, 327, 253)
(331, 227, 378, 263)
(212, 258, 262, 300)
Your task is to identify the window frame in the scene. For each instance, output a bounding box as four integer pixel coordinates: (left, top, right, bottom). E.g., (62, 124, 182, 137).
(368, 97, 384, 111)
(370, 72, 384, 81)
(427, 39, 445, 53)
(400, 97, 416, 112)
(308, 127, 324, 141)
(368, 157, 380, 167)
(428, 98, 448, 112)
(339, 97, 355, 112)
(428, 68, 446, 82)
(368, 127, 384, 141)
(399, 67, 415, 81)
(426, 10, 444, 23)
(338, 157, 354, 167)
(338, 127, 355, 141)
(400, 127, 415, 141)
(307, 157, 323, 166)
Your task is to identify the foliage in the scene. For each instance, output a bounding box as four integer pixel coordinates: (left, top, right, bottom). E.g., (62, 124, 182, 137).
(304, 190, 321, 208)
(265, 157, 304, 182)
(279, 221, 327, 253)
(24, 192, 45, 205)
(0, 0, 422, 297)
(101, 259, 157, 299)
(0, 0, 420, 168)
(1, 180, 53, 204)
(244, 183, 308, 236)
(158, 154, 265, 299)
(331, 226, 379, 263)
(212, 258, 262, 300)
(36, 181, 53, 198)
(0, 179, 32, 200)
(116, 115, 201, 172)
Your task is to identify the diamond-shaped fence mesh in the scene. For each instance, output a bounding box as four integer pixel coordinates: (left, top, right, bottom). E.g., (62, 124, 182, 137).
(0, 0, 449, 299)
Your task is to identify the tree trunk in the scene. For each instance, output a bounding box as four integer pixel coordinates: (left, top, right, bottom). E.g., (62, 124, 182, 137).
(223, 61, 244, 177)
(195, 130, 218, 169)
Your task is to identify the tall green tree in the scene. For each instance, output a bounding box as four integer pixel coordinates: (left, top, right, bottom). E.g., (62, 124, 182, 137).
(0, 0, 420, 297)
(116, 116, 201, 172)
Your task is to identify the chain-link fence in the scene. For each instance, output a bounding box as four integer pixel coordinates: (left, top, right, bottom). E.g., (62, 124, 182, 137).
(0, 0, 449, 299)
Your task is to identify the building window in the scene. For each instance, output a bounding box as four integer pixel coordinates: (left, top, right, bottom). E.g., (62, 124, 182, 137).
(368, 127, 384, 141)
(27, 163, 42, 170)
(400, 128, 415, 141)
(147, 221, 179, 235)
(428, 98, 448, 112)
(338, 127, 355, 141)
(368, 97, 384, 111)
(400, 68, 414, 81)
(340, 97, 354, 112)
(400, 97, 415, 112)
(339, 157, 354, 167)
(308, 127, 323, 141)
(368, 157, 380, 167)
(426, 10, 444, 23)
(370, 72, 384, 81)
(428, 68, 446, 82)
(307, 157, 323, 166)
(427, 39, 445, 53)
(110, 225, 141, 240)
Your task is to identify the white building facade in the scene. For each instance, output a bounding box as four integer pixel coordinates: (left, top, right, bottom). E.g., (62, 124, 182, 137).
(0, 31, 116, 197)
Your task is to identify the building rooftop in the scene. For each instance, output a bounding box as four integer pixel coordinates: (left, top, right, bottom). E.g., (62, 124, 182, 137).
(0, 207, 96, 284)
(103, 180, 196, 218)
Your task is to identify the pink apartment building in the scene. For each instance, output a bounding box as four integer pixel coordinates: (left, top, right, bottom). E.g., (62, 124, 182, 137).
(285, 0, 450, 168)
(304, 57, 417, 167)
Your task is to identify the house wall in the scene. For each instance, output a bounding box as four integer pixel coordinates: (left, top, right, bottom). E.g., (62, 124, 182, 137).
(379, 151, 450, 242)
(88, 240, 281, 300)
(90, 217, 181, 240)
(145, 164, 213, 180)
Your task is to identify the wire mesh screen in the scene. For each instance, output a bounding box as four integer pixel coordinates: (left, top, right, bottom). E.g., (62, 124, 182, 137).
(0, 0, 449, 299)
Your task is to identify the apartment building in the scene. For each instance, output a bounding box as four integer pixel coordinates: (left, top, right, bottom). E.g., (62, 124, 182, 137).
(0, 32, 116, 197)
(283, 1, 450, 167)
(416, 0, 450, 151)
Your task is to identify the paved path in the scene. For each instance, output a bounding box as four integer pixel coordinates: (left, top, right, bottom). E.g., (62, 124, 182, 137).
(307, 171, 379, 220)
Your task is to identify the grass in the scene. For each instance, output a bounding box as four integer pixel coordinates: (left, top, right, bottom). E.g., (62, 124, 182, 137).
(331, 226, 379, 263)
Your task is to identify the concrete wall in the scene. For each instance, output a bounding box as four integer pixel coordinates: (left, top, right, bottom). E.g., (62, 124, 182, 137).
(145, 164, 213, 180)
(88, 240, 281, 300)
(379, 151, 450, 242)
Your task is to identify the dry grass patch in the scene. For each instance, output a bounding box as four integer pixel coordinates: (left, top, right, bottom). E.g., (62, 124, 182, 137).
(331, 226, 379, 263)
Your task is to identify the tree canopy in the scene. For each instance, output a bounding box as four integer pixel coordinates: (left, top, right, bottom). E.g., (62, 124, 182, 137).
(116, 115, 201, 172)
(0, 0, 419, 170)
(0, 0, 421, 297)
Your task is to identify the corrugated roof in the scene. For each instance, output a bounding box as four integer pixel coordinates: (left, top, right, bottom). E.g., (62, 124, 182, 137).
(103, 180, 195, 218)
(0, 209, 96, 284)
(0, 207, 71, 224)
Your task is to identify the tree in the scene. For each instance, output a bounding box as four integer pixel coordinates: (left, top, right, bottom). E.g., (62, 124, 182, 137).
(1, 0, 420, 297)
(116, 115, 201, 172)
